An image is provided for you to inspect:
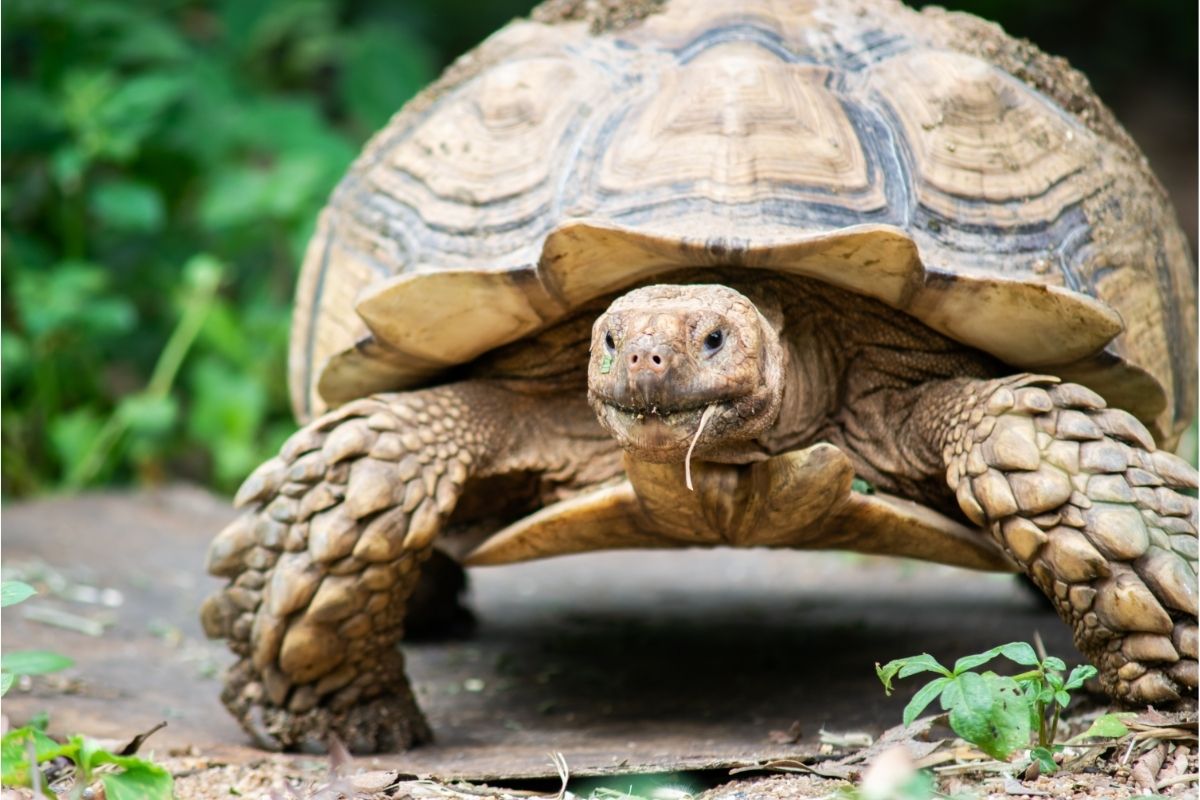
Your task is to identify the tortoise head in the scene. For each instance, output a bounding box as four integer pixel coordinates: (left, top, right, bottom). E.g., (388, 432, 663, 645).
(587, 284, 785, 463)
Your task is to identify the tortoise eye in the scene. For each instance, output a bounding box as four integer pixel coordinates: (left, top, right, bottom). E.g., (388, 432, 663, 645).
(604, 331, 616, 352)
(704, 329, 724, 352)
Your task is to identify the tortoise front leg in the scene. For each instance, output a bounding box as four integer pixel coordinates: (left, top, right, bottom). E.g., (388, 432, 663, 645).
(924, 375, 1198, 703)
(199, 383, 515, 753)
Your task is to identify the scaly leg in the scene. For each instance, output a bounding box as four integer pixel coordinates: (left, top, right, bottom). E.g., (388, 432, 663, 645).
(929, 375, 1197, 703)
(200, 382, 521, 753)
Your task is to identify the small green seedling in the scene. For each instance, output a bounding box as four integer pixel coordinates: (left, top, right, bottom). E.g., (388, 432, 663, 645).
(1, 725, 173, 799)
(877, 641, 1125, 768)
(1, 581, 74, 696)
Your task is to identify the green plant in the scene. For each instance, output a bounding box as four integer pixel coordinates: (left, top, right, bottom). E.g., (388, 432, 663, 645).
(0, 581, 73, 696)
(876, 641, 1127, 767)
(1, 724, 172, 799)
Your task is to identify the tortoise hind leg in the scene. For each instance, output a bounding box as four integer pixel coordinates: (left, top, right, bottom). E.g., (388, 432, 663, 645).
(934, 375, 1198, 703)
(200, 384, 505, 753)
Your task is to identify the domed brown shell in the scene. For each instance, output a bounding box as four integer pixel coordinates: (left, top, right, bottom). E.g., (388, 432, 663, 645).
(290, 0, 1196, 447)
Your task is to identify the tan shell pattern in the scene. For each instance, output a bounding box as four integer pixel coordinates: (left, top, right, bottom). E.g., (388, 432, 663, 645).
(290, 0, 1196, 446)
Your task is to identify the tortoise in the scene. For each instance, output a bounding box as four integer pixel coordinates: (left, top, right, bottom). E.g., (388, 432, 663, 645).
(200, 0, 1199, 754)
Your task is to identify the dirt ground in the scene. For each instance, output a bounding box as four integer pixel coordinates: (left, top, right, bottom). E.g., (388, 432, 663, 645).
(1, 487, 1196, 798)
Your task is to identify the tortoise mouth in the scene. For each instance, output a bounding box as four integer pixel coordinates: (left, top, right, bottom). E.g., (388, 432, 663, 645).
(597, 396, 735, 418)
(593, 398, 738, 461)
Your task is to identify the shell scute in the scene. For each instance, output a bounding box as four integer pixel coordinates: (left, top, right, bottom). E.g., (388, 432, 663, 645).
(292, 0, 1193, 448)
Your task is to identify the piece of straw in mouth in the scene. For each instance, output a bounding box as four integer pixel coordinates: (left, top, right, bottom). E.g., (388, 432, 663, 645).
(685, 404, 718, 491)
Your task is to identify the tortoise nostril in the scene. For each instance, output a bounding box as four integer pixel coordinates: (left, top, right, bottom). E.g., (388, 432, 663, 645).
(630, 354, 639, 364)
(651, 355, 662, 365)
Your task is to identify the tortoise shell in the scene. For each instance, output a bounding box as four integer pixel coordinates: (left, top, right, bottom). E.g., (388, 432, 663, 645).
(289, 0, 1196, 447)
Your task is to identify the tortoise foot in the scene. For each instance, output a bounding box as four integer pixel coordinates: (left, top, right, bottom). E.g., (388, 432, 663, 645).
(222, 656, 431, 754)
(947, 376, 1198, 704)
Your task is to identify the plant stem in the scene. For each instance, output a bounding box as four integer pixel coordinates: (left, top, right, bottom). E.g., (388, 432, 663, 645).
(65, 262, 221, 489)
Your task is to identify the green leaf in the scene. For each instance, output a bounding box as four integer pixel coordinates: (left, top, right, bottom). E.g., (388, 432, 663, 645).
(340, 26, 436, 131)
(88, 746, 174, 800)
(1, 581, 37, 607)
(198, 166, 272, 229)
(902, 677, 950, 726)
(1030, 746, 1059, 775)
(1041, 656, 1066, 673)
(850, 477, 875, 495)
(14, 261, 137, 341)
(992, 641, 1040, 667)
(952, 650, 1002, 675)
(1064, 664, 1097, 690)
(1074, 712, 1133, 741)
(49, 408, 106, 474)
(0, 671, 13, 696)
(102, 767, 175, 800)
(877, 653, 949, 694)
(1, 650, 74, 676)
(947, 672, 1031, 760)
(116, 393, 179, 438)
(1054, 689, 1071, 708)
(1, 726, 76, 786)
(89, 179, 165, 232)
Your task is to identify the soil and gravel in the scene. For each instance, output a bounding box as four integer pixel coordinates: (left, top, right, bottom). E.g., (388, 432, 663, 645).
(2, 488, 1196, 799)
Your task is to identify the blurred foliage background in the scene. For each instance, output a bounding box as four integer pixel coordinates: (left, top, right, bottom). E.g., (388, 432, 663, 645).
(2, 0, 1195, 498)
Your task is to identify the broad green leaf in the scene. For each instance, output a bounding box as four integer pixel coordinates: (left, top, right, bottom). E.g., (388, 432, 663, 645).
(1054, 689, 1070, 707)
(117, 393, 179, 437)
(952, 650, 1002, 675)
(1075, 713, 1133, 741)
(1030, 746, 1059, 775)
(198, 166, 272, 229)
(1064, 664, 1097, 690)
(992, 642, 1040, 666)
(902, 677, 950, 726)
(898, 655, 949, 679)
(49, 408, 106, 474)
(1, 330, 31, 389)
(1042, 656, 1066, 673)
(1, 581, 36, 607)
(14, 261, 136, 341)
(1, 726, 75, 786)
(1, 83, 65, 152)
(947, 673, 1031, 760)
(1, 650, 74, 676)
(89, 179, 164, 232)
(877, 653, 948, 694)
(939, 677, 962, 711)
(102, 768, 175, 800)
(89, 747, 174, 800)
(0, 671, 13, 696)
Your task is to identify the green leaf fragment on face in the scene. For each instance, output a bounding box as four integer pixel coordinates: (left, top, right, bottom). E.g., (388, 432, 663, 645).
(600, 354, 613, 374)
